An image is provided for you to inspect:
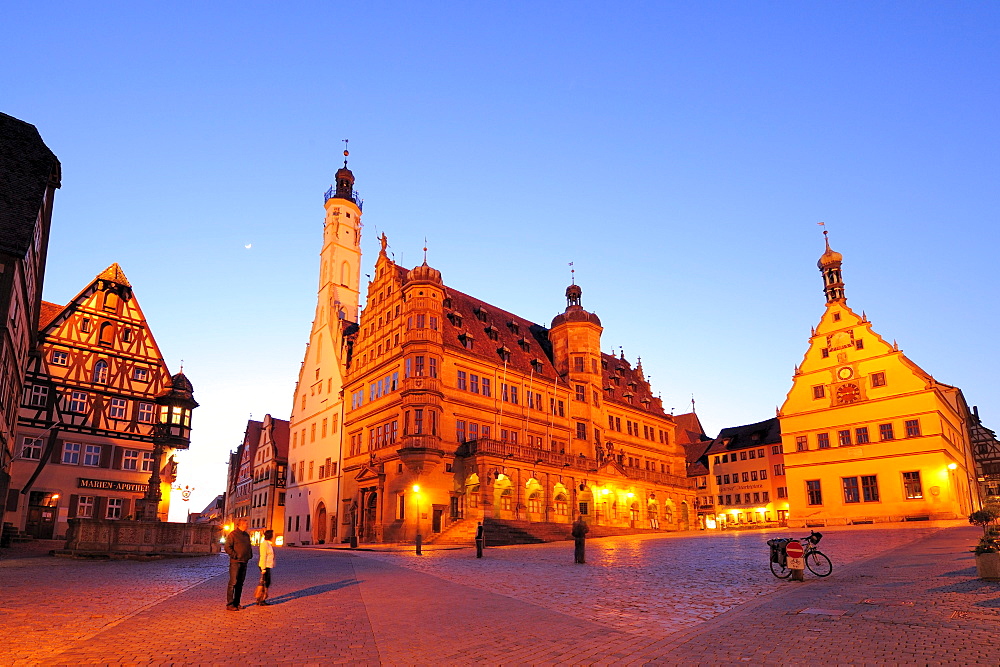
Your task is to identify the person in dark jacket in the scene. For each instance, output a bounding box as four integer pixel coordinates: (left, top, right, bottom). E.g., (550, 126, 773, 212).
(572, 516, 589, 564)
(224, 519, 253, 610)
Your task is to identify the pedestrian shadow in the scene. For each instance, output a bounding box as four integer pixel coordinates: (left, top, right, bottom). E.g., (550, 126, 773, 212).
(264, 579, 358, 605)
(940, 566, 978, 578)
(928, 576, 998, 596)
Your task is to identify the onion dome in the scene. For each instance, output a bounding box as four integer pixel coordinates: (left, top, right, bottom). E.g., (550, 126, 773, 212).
(551, 283, 601, 328)
(158, 371, 199, 408)
(406, 260, 443, 285)
(817, 232, 842, 269)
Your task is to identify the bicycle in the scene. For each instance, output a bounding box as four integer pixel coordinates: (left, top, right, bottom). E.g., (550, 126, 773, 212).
(767, 531, 833, 578)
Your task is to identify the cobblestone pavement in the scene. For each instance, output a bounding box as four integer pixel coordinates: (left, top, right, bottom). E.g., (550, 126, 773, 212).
(1, 521, 997, 665)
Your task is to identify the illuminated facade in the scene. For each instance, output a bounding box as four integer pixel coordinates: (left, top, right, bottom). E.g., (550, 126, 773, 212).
(249, 414, 288, 542)
(7, 265, 193, 538)
(284, 160, 695, 545)
(0, 113, 60, 514)
(778, 235, 978, 527)
(702, 418, 789, 530)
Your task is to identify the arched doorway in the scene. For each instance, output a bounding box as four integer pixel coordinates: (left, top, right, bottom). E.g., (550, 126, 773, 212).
(648, 497, 660, 529)
(362, 492, 378, 541)
(629, 502, 640, 527)
(315, 502, 328, 544)
(680, 501, 691, 531)
(577, 485, 594, 522)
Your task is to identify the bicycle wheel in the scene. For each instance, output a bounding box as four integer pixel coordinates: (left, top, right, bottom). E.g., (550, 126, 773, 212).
(770, 559, 792, 579)
(805, 551, 832, 577)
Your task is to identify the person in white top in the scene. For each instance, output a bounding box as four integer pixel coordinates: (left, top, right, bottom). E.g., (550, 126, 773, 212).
(256, 529, 276, 605)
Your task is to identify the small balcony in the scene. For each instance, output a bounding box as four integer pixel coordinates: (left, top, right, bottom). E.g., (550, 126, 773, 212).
(324, 187, 364, 211)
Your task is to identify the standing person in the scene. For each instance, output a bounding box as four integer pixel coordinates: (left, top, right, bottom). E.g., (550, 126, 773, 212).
(256, 529, 276, 605)
(572, 516, 589, 564)
(224, 519, 252, 611)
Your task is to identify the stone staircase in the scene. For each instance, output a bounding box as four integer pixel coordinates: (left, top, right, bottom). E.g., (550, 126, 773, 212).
(1, 522, 35, 548)
(426, 517, 668, 547)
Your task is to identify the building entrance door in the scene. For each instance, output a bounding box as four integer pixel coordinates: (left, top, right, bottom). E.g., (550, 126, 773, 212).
(315, 503, 327, 544)
(432, 507, 443, 533)
(26, 491, 58, 539)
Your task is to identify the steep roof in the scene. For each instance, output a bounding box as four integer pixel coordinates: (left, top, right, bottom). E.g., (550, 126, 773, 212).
(0, 112, 60, 257)
(390, 262, 667, 417)
(706, 417, 782, 455)
(39, 300, 63, 329)
(270, 417, 291, 459)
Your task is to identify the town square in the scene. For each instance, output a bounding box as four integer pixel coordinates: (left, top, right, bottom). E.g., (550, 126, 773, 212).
(2, 3, 999, 665)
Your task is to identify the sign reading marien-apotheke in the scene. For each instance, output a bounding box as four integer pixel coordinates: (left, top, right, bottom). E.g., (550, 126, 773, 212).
(78, 478, 147, 494)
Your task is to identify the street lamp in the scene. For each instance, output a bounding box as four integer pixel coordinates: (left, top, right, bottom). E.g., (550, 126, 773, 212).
(139, 372, 198, 521)
(412, 484, 422, 555)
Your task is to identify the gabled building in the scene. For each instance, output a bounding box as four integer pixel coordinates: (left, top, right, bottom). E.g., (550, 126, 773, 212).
(228, 419, 263, 526)
(8, 264, 194, 538)
(969, 406, 1000, 506)
(778, 234, 978, 527)
(284, 159, 695, 545)
(249, 413, 289, 543)
(0, 113, 60, 513)
(703, 417, 788, 529)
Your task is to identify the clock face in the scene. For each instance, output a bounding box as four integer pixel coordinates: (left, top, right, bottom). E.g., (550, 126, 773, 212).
(837, 367, 854, 380)
(837, 383, 861, 404)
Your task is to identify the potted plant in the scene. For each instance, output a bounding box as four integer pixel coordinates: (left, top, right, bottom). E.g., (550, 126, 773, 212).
(969, 508, 1000, 581)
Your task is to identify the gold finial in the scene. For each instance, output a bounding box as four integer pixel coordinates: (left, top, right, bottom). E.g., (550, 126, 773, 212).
(423, 237, 428, 263)
(569, 261, 575, 284)
(342, 139, 349, 167)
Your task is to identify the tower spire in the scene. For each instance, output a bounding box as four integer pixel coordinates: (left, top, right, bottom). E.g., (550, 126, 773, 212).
(817, 225, 845, 303)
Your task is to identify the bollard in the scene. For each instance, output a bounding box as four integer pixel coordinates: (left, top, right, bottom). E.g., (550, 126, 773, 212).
(350, 535, 358, 549)
(475, 522, 484, 559)
(415, 533, 422, 556)
(785, 539, 805, 581)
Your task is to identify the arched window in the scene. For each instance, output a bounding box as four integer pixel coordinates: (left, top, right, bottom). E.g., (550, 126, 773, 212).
(500, 488, 512, 511)
(555, 493, 568, 516)
(528, 491, 541, 514)
(341, 261, 351, 287)
(93, 360, 108, 384)
(99, 322, 114, 346)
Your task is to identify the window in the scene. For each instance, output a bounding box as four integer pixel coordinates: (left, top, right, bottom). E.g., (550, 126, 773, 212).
(741, 472, 749, 482)
(69, 391, 88, 413)
(77, 496, 94, 518)
(796, 435, 807, 451)
(574, 356, 585, 373)
(122, 328, 133, 343)
(817, 433, 830, 449)
(62, 442, 81, 464)
(27, 384, 49, 407)
(576, 422, 587, 440)
(93, 360, 109, 384)
(142, 451, 154, 472)
(861, 475, 879, 502)
(806, 480, 823, 505)
(750, 470, 758, 481)
(138, 402, 155, 423)
(109, 398, 127, 419)
(748, 450, 756, 460)
(879, 423, 895, 441)
(51, 350, 68, 366)
(457, 371, 467, 391)
(774, 464, 784, 476)
(762, 491, 770, 502)
(715, 475, 722, 485)
(760, 468, 768, 480)
(902, 471, 923, 499)
(106, 498, 123, 519)
(99, 322, 114, 346)
(21, 437, 43, 460)
(871, 372, 886, 388)
(83, 444, 101, 466)
(81, 318, 92, 333)
(843, 476, 860, 503)
(777, 487, 788, 499)
(838, 430, 852, 446)
(740, 451, 748, 461)
(123, 449, 139, 470)
(855, 427, 870, 444)
(905, 419, 921, 438)
(575, 385, 586, 402)
(481, 378, 491, 397)
(456, 420, 466, 443)
(812, 385, 825, 399)
(771, 445, 781, 455)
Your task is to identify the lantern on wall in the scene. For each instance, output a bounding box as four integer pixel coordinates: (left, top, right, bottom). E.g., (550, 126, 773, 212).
(154, 372, 198, 449)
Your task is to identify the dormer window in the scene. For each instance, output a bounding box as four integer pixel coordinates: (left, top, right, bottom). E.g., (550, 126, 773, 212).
(612, 376, 620, 386)
(640, 396, 650, 407)
(507, 320, 520, 334)
(442, 296, 452, 308)
(485, 325, 499, 341)
(474, 306, 488, 322)
(497, 346, 511, 362)
(518, 338, 531, 352)
(458, 333, 474, 350)
(601, 359, 608, 370)
(530, 359, 544, 373)
(447, 311, 463, 327)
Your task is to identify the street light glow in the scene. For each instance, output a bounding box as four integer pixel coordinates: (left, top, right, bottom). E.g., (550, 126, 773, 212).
(412, 484, 420, 493)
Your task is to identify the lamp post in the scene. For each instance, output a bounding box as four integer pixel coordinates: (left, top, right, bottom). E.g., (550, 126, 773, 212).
(139, 372, 197, 521)
(413, 484, 422, 555)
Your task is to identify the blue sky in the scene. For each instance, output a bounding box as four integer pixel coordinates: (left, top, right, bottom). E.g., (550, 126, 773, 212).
(4, 2, 998, 518)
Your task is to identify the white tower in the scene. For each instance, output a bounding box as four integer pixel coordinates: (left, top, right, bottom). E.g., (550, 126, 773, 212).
(284, 148, 363, 545)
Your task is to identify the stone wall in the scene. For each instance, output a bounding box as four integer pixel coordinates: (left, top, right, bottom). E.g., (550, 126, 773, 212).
(64, 518, 220, 556)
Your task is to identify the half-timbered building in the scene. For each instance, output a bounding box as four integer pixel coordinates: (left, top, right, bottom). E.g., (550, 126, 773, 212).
(7, 264, 193, 538)
(250, 414, 289, 543)
(0, 113, 60, 515)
